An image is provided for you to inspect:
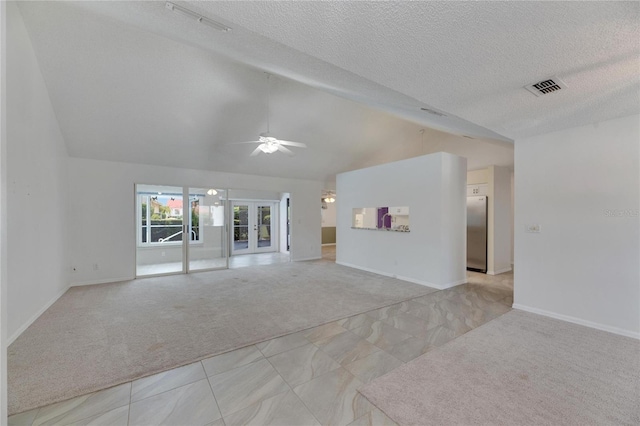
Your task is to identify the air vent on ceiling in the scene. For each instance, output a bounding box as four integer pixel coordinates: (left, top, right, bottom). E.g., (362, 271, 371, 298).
(525, 77, 567, 97)
(420, 107, 446, 117)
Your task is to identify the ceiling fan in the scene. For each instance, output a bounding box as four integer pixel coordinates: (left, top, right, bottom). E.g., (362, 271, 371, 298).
(228, 74, 307, 157)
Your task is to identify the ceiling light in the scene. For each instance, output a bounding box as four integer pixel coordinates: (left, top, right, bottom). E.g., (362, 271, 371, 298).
(207, 189, 218, 196)
(324, 197, 335, 203)
(165, 2, 231, 32)
(258, 142, 279, 154)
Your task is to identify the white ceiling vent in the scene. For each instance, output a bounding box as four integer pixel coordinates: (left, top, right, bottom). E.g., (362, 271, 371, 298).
(525, 77, 567, 97)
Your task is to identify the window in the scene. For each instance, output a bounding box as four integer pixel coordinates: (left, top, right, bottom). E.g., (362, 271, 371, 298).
(137, 193, 201, 246)
(189, 197, 201, 242)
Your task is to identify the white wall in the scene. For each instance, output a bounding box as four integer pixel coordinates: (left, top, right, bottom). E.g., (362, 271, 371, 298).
(6, 2, 69, 341)
(510, 171, 514, 265)
(321, 201, 336, 227)
(136, 246, 183, 266)
(488, 165, 512, 274)
(514, 114, 640, 338)
(467, 169, 489, 185)
(68, 158, 321, 285)
(0, 0, 8, 420)
(337, 152, 467, 289)
(228, 189, 282, 201)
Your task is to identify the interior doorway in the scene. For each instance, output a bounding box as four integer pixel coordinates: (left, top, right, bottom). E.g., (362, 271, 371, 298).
(321, 190, 336, 262)
(231, 201, 278, 255)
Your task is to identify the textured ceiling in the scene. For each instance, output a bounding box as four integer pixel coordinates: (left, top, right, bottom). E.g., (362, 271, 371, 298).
(16, 1, 638, 182)
(200, 1, 640, 140)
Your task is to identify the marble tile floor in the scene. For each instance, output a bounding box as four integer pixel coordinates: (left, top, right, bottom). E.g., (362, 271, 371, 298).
(9, 270, 512, 426)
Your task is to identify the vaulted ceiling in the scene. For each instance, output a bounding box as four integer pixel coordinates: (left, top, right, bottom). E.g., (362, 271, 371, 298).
(16, 1, 639, 184)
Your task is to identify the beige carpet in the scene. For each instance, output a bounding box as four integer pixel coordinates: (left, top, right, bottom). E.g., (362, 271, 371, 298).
(8, 260, 436, 415)
(360, 310, 640, 425)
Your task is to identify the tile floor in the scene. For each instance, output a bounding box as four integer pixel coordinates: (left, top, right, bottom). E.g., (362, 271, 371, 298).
(136, 252, 291, 276)
(9, 270, 512, 426)
(229, 252, 291, 269)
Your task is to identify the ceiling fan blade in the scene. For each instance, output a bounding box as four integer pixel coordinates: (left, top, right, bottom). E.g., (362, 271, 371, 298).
(227, 141, 260, 145)
(277, 145, 295, 156)
(277, 140, 307, 148)
(250, 146, 263, 157)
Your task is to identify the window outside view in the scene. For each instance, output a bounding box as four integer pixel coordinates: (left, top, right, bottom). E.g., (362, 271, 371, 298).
(139, 194, 201, 245)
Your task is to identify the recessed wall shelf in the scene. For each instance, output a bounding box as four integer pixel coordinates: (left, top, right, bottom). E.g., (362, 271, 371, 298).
(352, 206, 410, 232)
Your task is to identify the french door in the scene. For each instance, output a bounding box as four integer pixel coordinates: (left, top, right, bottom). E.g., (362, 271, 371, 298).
(135, 184, 228, 277)
(232, 201, 277, 255)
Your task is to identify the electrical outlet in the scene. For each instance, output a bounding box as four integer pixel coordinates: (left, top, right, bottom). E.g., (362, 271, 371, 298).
(525, 224, 541, 233)
(93, 263, 99, 271)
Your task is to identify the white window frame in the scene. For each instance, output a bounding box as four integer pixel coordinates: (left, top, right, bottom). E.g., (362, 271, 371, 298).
(137, 194, 202, 247)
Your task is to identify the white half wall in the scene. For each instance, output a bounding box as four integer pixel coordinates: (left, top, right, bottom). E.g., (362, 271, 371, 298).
(68, 158, 321, 285)
(6, 2, 69, 342)
(514, 114, 640, 338)
(336, 152, 467, 289)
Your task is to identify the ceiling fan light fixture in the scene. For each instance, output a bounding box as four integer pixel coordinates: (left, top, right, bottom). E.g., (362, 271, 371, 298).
(206, 189, 218, 196)
(324, 197, 335, 203)
(226, 75, 306, 157)
(258, 142, 279, 154)
(259, 134, 277, 143)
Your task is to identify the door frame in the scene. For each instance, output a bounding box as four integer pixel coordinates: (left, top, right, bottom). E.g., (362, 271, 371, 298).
(134, 184, 229, 278)
(230, 200, 279, 256)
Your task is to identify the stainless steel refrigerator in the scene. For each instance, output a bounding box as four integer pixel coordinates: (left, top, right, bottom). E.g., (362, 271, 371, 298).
(467, 196, 488, 272)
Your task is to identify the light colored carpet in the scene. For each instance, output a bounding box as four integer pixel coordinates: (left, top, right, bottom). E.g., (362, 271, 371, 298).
(360, 310, 640, 425)
(8, 260, 436, 415)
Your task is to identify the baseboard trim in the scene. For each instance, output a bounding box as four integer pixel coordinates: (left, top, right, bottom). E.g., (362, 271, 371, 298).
(439, 278, 468, 289)
(512, 304, 640, 340)
(70, 276, 134, 287)
(335, 261, 466, 290)
(8, 284, 71, 345)
(321, 243, 336, 246)
(293, 256, 322, 262)
(487, 266, 512, 275)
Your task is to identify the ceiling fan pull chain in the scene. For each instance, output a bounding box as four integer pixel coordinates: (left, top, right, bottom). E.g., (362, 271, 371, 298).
(266, 73, 270, 135)
(225, 72, 305, 156)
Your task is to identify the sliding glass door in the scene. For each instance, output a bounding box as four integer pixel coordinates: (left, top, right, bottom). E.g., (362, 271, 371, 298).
(187, 188, 227, 272)
(135, 184, 228, 277)
(136, 185, 185, 276)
